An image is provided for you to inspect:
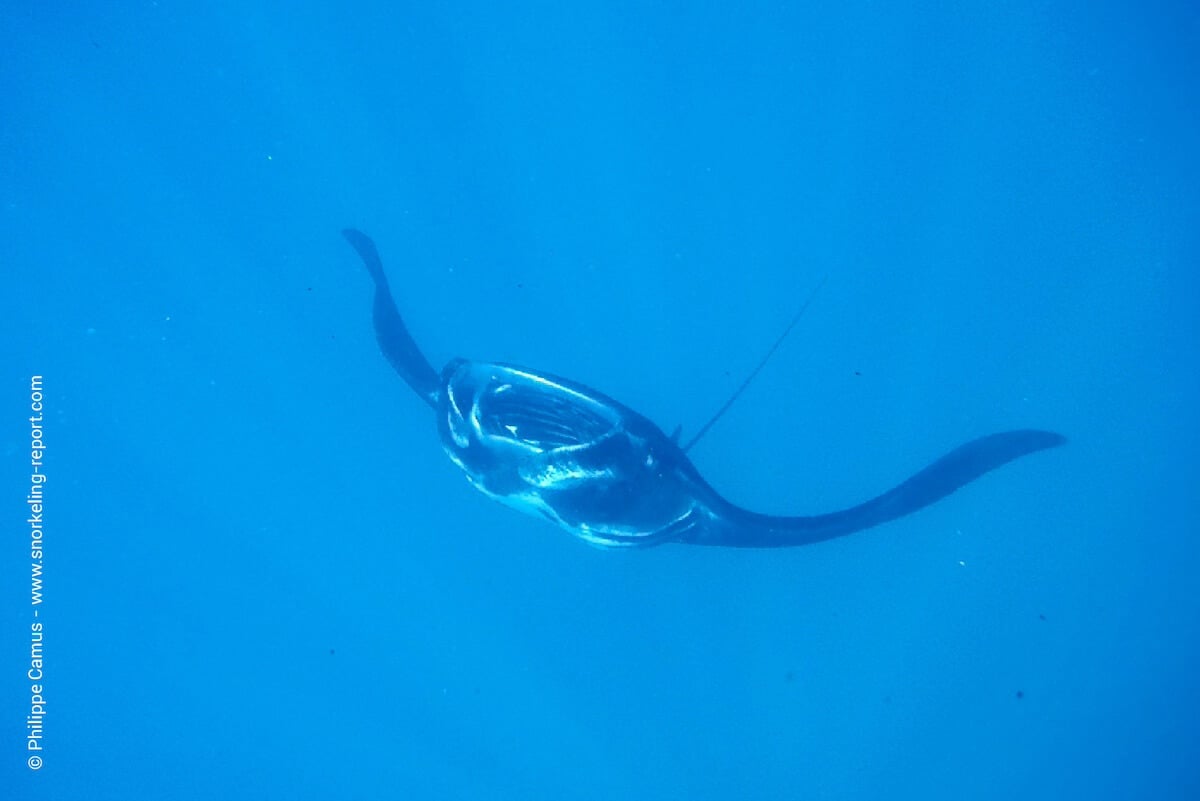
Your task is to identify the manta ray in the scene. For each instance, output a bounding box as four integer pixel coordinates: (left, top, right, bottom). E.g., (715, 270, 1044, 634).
(343, 228, 1063, 549)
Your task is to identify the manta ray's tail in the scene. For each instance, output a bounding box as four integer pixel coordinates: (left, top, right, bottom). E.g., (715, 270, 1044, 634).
(693, 429, 1065, 547)
(342, 229, 441, 408)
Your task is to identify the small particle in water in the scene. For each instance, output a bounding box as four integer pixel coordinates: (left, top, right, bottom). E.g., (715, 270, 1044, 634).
(329, 649, 335, 656)
(784, 670, 796, 683)
(1038, 613, 1047, 621)
(1016, 690, 1024, 700)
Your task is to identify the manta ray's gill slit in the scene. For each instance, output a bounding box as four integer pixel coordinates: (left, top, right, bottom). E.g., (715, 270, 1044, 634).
(483, 401, 588, 447)
(481, 384, 614, 447)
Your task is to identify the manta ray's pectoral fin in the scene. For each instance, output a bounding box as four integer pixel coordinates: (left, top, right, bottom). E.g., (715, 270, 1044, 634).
(669, 424, 683, 444)
(342, 229, 441, 409)
(687, 429, 1066, 548)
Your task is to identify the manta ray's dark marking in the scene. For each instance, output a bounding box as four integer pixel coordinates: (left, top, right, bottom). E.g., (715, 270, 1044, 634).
(342, 229, 1065, 549)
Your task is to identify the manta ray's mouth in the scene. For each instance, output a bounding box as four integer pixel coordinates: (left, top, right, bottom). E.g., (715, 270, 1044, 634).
(479, 378, 617, 449)
(446, 360, 620, 451)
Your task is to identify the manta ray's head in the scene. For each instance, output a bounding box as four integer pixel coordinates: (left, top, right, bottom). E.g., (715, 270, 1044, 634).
(434, 359, 705, 547)
(438, 359, 620, 456)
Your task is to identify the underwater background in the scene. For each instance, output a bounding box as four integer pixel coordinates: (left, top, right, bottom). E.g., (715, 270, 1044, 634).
(2, 2, 1198, 799)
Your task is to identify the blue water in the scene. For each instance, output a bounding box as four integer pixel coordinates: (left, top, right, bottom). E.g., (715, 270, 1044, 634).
(3, 2, 1198, 799)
